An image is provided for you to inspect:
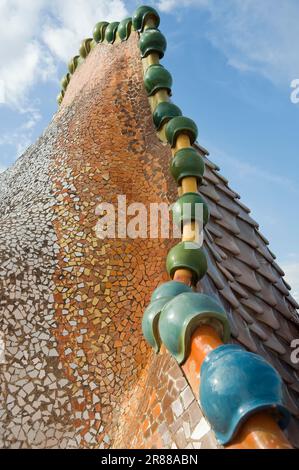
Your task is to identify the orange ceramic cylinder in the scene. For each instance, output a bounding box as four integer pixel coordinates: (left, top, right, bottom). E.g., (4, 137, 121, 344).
(181, 324, 292, 449)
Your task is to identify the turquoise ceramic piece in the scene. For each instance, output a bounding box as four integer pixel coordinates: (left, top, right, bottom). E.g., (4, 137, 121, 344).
(151, 280, 192, 302)
(159, 292, 231, 364)
(143, 281, 192, 352)
(142, 298, 172, 352)
(166, 241, 207, 285)
(132, 5, 160, 32)
(144, 64, 172, 96)
(171, 147, 205, 185)
(165, 116, 198, 148)
(139, 29, 167, 58)
(200, 344, 291, 445)
(153, 102, 182, 130)
(171, 192, 210, 229)
(68, 56, 80, 75)
(105, 22, 120, 44)
(118, 18, 132, 41)
(93, 21, 109, 43)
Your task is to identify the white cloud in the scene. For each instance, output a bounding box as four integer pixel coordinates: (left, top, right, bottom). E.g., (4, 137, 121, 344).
(157, 0, 299, 86)
(0, 0, 128, 166)
(0, 41, 54, 108)
(0, 0, 128, 108)
(0, 0, 55, 108)
(0, 104, 41, 159)
(43, 0, 128, 62)
(158, 0, 209, 12)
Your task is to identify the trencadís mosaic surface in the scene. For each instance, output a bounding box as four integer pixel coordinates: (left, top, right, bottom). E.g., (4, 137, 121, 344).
(0, 6, 298, 449)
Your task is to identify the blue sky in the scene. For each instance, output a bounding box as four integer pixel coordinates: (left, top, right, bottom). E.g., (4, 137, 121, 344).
(0, 0, 298, 298)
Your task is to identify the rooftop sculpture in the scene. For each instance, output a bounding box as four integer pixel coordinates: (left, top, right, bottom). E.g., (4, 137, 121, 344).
(0, 5, 298, 449)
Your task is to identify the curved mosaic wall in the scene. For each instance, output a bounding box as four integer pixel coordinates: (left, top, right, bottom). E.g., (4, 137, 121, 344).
(0, 6, 298, 449)
(0, 31, 216, 449)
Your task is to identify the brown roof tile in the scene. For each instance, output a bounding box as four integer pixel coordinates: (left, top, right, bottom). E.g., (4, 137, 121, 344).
(206, 257, 226, 291)
(287, 294, 299, 310)
(203, 166, 222, 185)
(216, 211, 241, 235)
(240, 297, 264, 314)
(232, 259, 262, 292)
(200, 183, 221, 203)
(207, 200, 222, 220)
(255, 278, 278, 308)
(237, 210, 259, 228)
(235, 218, 259, 248)
(199, 154, 299, 445)
(206, 225, 223, 239)
(221, 258, 243, 277)
(215, 235, 241, 256)
(229, 281, 249, 299)
(235, 238, 261, 269)
(235, 306, 255, 324)
(219, 286, 240, 310)
(204, 156, 220, 171)
(215, 183, 239, 200)
(205, 238, 225, 263)
(256, 306, 281, 330)
(264, 335, 286, 355)
(231, 316, 258, 352)
(248, 323, 268, 341)
(274, 277, 293, 297)
(216, 262, 235, 282)
(216, 192, 240, 215)
(272, 260, 285, 276)
(235, 199, 251, 214)
(255, 230, 270, 246)
(256, 261, 278, 284)
(276, 316, 299, 343)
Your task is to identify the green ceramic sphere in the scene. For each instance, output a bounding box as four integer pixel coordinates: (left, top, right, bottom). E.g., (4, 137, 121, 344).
(171, 147, 205, 184)
(105, 22, 120, 44)
(139, 28, 167, 58)
(132, 5, 160, 32)
(165, 116, 198, 148)
(93, 22, 109, 43)
(153, 102, 182, 130)
(68, 56, 80, 75)
(118, 18, 132, 41)
(171, 192, 210, 228)
(166, 241, 207, 285)
(57, 92, 64, 105)
(79, 38, 93, 58)
(61, 74, 70, 91)
(144, 64, 172, 97)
